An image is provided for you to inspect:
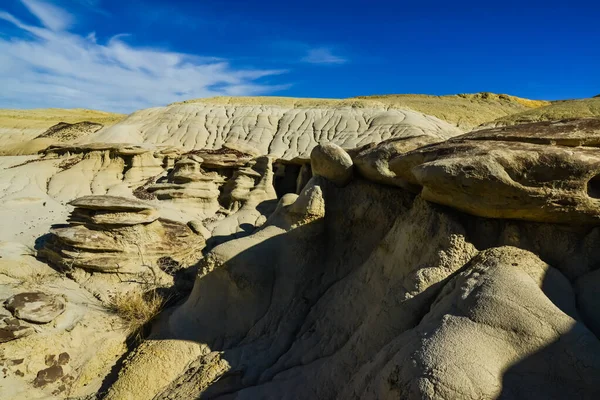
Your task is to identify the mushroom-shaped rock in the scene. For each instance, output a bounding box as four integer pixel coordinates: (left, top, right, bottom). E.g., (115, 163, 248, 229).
(69, 208, 159, 226)
(68, 195, 159, 226)
(5, 292, 66, 324)
(389, 118, 600, 224)
(69, 195, 154, 212)
(310, 143, 353, 187)
(39, 196, 204, 273)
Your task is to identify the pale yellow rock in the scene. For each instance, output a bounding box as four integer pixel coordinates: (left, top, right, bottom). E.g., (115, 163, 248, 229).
(85, 104, 462, 159)
(310, 143, 353, 187)
(4, 98, 600, 400)
(389, 119, 600, 224)
(0, 243, 128, 399)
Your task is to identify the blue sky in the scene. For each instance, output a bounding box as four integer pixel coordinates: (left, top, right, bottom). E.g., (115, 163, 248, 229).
(0, 0, 599, 112)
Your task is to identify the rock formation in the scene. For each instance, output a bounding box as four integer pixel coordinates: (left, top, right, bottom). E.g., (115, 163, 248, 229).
(310, 143, 354, 187)
(4, 292, 66, 324)
(101, 118, 600, 400)
(389, 118, 600, 223)
(2, 98, 600, 400)
(39, 195, 203, 275)
(85, 104, 463, 158)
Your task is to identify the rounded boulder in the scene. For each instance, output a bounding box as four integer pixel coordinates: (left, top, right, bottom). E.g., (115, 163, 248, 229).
(310, 143, 353, 187)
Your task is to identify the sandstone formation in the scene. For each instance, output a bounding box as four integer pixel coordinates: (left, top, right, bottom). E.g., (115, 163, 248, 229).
(4, 292, 66, 324)
(350, 135, 441, 188)
(102, 118, 600, 400)
(2, 97, 600, 400)
(146, 146, 260, 218)
(310, 143, 354, 187)
(39, 195, 203, 275)
(389, 118, 600, 224)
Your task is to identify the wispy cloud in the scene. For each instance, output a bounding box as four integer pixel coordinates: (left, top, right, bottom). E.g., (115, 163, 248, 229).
(0, 0, 288, 112)
(302, 47, 347, 65)
(21, 0, 73, 31)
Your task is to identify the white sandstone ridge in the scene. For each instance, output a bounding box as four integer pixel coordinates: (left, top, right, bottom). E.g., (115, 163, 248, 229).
(83, 103, 462, 160)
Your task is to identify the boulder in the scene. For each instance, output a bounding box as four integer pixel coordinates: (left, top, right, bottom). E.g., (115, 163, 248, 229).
(389, 118, 600, 224)
(4, 292, 66, 324)
(310, 143, 353, 187)
(350, 135, 441, 188)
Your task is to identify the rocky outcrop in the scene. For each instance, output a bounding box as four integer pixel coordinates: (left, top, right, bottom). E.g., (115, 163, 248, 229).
(147, 156, 224, 216)
(104, 122, 600, 399)
(5, 106, 600, 400)
(350, 135, 441, 188)
(389, 118, 600, 224)
(85, 104, 463, 159)
(36, 121, 104, 142)
(310, 143, 353, 187)
(348, 247, 600, 399)
(463, 117, 600, 146)
(146, 146, 261, 219)
(39, 195, 203, 274)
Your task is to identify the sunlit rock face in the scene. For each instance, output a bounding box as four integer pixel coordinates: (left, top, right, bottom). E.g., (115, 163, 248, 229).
(38, 195, 202, 274)
(5, 98, 600, 400)
(86, 103, 463, 159)
(102, 119, 600, 400)
(390, 118, 600, 224)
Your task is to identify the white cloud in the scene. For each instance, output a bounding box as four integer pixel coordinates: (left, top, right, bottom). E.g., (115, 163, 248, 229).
(0, 1, 289, 113)
(21, 0, 74, 31)
(302, 47, 347, 65)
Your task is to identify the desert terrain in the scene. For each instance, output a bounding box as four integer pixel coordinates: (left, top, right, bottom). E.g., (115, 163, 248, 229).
(1, 93, 600, 399)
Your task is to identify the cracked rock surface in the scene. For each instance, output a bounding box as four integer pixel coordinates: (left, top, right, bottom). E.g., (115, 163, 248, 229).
(2, 103, 600, 400)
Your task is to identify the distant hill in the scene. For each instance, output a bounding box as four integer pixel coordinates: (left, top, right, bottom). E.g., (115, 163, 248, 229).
(352, 93, 549, 130)
(178, 92, 550, 131)
(484, 97, 600, 127)
(0, 108, 125, 155)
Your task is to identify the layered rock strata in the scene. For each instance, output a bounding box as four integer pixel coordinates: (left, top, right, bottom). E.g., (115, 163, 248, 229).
(389, 118, 600, 224)
(104, 124, 600, 400)
(38, 195, 203, 274)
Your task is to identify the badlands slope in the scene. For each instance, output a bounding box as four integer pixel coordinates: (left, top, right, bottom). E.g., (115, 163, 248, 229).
(2, 94, 600, 400)
(179, 92, 549, 130)
(0, 92, 545, 157)
(81, 92, 547, 159)
(0, 108, 125, 155)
